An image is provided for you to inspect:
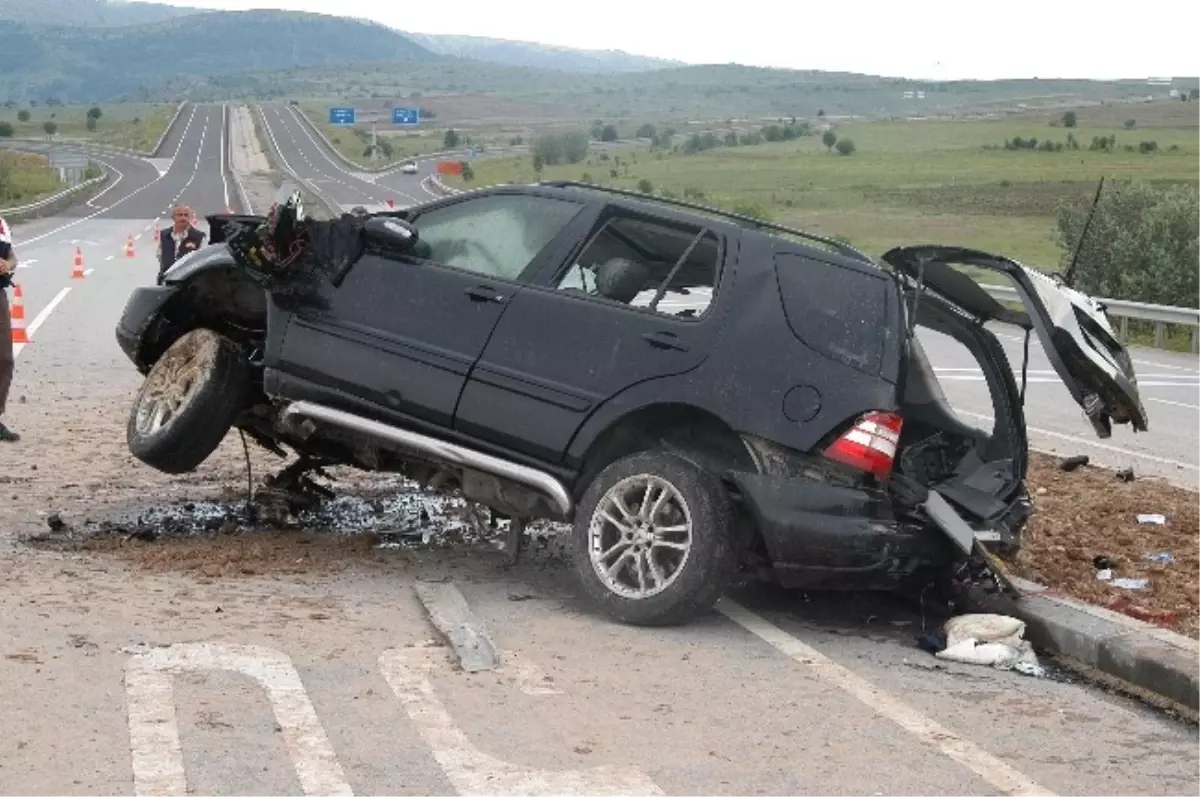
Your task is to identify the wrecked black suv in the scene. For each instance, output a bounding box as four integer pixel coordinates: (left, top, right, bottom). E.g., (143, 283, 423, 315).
(115, 183, 1148, 626)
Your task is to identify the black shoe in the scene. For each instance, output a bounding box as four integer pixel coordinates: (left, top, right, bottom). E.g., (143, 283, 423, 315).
(0, 423, 19, 442)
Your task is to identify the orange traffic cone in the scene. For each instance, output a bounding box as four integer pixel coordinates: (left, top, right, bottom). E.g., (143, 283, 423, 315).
(9, 283, 29, 344)
(71, 247, 85, 279)
(125, 235, 136, 258)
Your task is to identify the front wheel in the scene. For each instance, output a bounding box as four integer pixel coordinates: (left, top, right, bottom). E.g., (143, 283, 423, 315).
(570, 450, 737, 626)
(127, 328, 250, 474)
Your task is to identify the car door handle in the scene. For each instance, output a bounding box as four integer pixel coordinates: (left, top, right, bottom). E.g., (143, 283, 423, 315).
(464, 285, 506, 304)
(641, 331, 689, 352)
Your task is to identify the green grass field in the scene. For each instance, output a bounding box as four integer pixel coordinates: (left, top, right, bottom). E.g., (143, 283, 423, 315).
(0, 102, 178, 152)
(0, 150, 66, 207)
(453, 102, 1198, 272)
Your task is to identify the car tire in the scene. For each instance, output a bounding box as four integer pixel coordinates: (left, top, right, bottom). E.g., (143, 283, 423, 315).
(126, 328, 249, 474)
(570, 450, 736, 627)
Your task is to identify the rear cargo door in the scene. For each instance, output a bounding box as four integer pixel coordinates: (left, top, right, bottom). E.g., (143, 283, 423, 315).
(881, 245, 1148, 438)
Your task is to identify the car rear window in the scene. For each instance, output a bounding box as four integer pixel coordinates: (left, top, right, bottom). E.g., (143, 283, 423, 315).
(774, 252, 890, 376)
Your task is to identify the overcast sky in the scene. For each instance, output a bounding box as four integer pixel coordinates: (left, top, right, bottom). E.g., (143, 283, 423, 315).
(129, 0, 1197, 81)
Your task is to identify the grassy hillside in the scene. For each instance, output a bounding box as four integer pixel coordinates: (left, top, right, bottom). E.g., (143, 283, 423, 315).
(449, 101, 1199, 270)
(0, 0, 195, 26)
(0, 10, 437, 102)
(175, 60, 1196, 123)
(0, 150, 65, 207)
(0, 101, 178, 152)
(404, 33, 682, 74)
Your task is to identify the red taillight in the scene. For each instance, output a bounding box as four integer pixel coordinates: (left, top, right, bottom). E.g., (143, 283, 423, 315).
(823, 411, 904, 479)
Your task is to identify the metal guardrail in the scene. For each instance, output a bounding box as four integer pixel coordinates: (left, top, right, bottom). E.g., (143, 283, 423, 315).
(0, 171, 109, 219)
(981, 284, 1199, 353)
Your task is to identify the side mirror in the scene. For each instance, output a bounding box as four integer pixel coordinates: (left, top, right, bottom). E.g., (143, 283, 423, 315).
(363, 216, 419, 252)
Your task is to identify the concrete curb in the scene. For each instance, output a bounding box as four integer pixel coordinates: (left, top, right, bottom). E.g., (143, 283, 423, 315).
(1006, 575, 1198, 715)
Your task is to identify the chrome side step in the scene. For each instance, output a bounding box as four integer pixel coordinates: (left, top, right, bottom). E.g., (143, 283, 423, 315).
(280, 401, 574, 517)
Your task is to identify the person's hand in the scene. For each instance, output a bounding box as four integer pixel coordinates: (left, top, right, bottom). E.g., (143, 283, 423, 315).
(0, 259, 14, 276)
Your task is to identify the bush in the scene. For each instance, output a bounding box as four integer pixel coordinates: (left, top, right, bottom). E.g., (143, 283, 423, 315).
(87, 106, 102, 121)
(43, 120, 57, 135)
(821, 130, 837, 151)
(636, 178, 653, 194)
(600, 124, 618, 142)
(1062, 111, 1078, 128)
(636, 123, 656, 139)
(84, 163, 102, 179)
(1124, 119, 1136, 129)
(460, 162, 475, 182)
(729, 200, 774, 222)
(532, 130, 588, 166)
(1055, 180, 1198, 307)
(0, 121, 12, 138)
(1138, 140, 1159, 154)
(835, 138, 856, 156)
(16, 110, 29, 122)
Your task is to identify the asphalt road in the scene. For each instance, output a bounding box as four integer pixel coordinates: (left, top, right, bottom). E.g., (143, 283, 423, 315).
(919, 324, 1198, 487)
(253, 104, 432, 213)
(0, 104, 1196, 795)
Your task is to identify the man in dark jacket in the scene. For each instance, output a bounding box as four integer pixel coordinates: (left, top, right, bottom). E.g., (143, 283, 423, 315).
(0, 214, 19, 442)
(158, 204, 206, 284)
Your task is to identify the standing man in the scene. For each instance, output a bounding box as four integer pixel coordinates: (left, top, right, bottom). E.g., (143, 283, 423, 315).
(158, 204, 206, 285)
(0, 213, 19, 442)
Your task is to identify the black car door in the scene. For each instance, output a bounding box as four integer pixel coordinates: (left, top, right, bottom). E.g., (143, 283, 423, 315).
(454, 204, 732, 463)
(271, 192, 586, 429)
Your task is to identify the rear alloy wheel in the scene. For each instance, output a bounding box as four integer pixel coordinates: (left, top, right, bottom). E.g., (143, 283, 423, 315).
(127, 328, 250, 474)
(571, 450, 736, 626)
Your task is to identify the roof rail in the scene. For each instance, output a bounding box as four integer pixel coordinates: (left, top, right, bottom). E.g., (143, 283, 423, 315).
(538, 180, 874, 264)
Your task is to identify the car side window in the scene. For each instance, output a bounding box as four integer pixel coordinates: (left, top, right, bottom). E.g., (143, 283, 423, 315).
(409, 194, 582, 281)
(553, 213, 721, 319)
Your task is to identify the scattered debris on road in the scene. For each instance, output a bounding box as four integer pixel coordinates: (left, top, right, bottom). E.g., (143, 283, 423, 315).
(413, 581, 500, 673)
(1010, 453, 1199, 638)
(930, 613, 1046, 678)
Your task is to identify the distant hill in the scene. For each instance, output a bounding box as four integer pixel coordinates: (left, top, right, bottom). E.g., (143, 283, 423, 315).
(403, 33, 682, 74)
(0, 0, 196, 26)
(0, 10, 438, 102)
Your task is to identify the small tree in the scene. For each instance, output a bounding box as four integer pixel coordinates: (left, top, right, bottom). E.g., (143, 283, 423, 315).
(86, 116, 97, 132)
(1124, 119, 1136, 129)
(460, 162, 475, 182)
(600, 124, 618, 142)
(443, 128, 460, 149)
(835, 138, 856, 156)
(821, 130, 837, 151)
(1062, 111, 1078, 128)
(43, 120, 57, 136)
(636, 178, 654, 194)
(16, 110, 30, 122)
(636, 123, 656, 139)
(87, 106, 103, 121)
(0, 121, 13, 138)
(532, 153, 544, 174)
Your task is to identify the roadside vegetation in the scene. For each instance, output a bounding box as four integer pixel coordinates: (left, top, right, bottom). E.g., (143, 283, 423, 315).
(296, 103, 494, 168)
(0, 101, 178, 152)
(0, 150, 65, 207)
(453, 102, 1197, 311)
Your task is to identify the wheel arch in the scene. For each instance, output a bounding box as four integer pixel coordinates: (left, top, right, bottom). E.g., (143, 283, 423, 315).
(570, 401, 757, 498)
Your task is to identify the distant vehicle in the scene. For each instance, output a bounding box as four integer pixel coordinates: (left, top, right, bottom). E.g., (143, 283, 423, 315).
(115, 184, 1148, 627)
(401, 161, 418, 174)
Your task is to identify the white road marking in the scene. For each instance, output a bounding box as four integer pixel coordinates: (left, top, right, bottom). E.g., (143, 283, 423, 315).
(12, 287, 71, 359)
(105, 255, 114, 261)
(958, 410, 1198, 470)
(15, 106, 201, 247)
(123, 642, 353, 797)
(718, 601, 1055, 797)
(1147, 397, 1200, 410)
(380, 646, 663, 796)
(83, 268, 94, 276)
(937, 374, 1198, 388)
(219, 103, 231, 209)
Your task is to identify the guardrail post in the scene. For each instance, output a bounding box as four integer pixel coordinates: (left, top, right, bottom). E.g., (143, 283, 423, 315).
(1119, 316, 1129, 344)
(1154, 322, 1165, 349)
(1192, 326, 1198, 355)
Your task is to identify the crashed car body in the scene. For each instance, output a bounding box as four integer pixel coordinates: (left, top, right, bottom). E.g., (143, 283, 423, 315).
(114, 182, 1148, 626)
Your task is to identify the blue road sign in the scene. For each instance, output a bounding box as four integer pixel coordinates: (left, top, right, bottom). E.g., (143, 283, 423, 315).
(328, 107, 356, 126)
(391, 107, 420, 126)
